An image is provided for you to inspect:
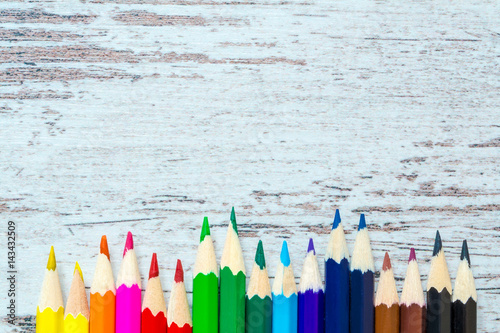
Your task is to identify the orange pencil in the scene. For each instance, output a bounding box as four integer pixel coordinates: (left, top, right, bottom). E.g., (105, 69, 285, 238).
(90, 236, 116, 333)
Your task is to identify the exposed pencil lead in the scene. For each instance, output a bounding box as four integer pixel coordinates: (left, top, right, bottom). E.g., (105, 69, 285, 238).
(47, 246, 56, 271)
(100, 235, 110, 260)
(74, 262, 83, 282)
(200, 216, 211, 242)
(332, 209, 341, 229)
(307, 238, 315, 255)
(230, 207, 238, 235)
(124, 231, 134, 257)
(149, 253, 159, 279)
(358, 214, 366, 230)
(174, 259, 184, 283)
(280, 241, 291, 267)
(433, 230, 442, 256)
(409, 248, 416, 262)
(461, 240, 471, 266)
(255, 240, 266, 269)
(382, 252, 392, 271)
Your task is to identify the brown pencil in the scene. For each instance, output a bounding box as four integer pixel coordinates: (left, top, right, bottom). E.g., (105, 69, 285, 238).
(375, 252, 399, 333)
(400, 248, 425, 333)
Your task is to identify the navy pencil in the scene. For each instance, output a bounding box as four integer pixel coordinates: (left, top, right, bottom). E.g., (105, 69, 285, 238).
(350, 214, 375, 333)
(325, 209, 350, 333)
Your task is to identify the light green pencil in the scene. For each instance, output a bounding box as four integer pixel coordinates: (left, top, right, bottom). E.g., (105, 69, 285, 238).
(193, 217, 218, 333)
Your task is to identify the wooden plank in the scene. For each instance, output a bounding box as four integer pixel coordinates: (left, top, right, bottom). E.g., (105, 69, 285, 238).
(1, 0, 499, 331)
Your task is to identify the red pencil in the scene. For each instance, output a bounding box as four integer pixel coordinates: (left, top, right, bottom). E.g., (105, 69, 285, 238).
(168, 260, 193, 333)
(142, 253, 167, 333)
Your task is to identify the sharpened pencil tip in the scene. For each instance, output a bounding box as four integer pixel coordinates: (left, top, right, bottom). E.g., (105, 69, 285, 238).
(382, 252, 392, 271)
(149, 253, 159, 279)
(200, 217, 211, 242)
(307, 238, 315, 255)
(47, 246, 56, 271)
(74, 262, 83, 282)
(433, 230, 442, 256)
(358, 214, 366, 230)
(230, 207, 238, 235)
(124, 231, 134, 257)
(255, 240, 266, 269)
(174, 259, 184, 283)
(409, 248, 416, 262)
(100, 235, 110, 260)
(332, 209, 341, 229)
(461, 240, 471, 266)
(280, 241, 291, 267)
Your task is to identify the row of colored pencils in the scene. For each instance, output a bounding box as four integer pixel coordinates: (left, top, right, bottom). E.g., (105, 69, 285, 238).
(36, 234, 191, 333)
(36, 208, 477, 333)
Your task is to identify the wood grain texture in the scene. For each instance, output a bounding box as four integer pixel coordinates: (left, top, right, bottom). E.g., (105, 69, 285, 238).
(0, 0, 499, 331)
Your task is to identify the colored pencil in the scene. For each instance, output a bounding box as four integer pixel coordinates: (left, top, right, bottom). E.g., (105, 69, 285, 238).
(426, 231, 452, 333)
(298, 238, 324, 333)
(142, 253, 167, 333)
(193, 217, 218, 333)
(350, 214, 375, 333)
(116, 231, 141, 333)
(325, 209, 350, 333)
(64, 262, 90, 333)
(246, 240, 272, 333)
(452, 240, 477, 333)
(220, 207, 246, 333)
(272, 241, 297, 333)
(400, 248, 425, 333)
(90, 235, 116, 333)
(374, 252, 399, 333)
(168, 259, 193, 333)
(36, 246, 64, 333)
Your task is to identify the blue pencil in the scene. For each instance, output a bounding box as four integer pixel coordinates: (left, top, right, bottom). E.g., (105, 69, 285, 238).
(298, 238, 324, 333)
(350, 214, 375, 333)
(325, 209, 350, 333)
(271, 241, 298, 333)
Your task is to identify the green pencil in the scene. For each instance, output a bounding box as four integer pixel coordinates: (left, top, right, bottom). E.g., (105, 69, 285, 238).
(193, 217, 218, 333)
(220, 207, 246, 333)
(246, 240, 272, 333)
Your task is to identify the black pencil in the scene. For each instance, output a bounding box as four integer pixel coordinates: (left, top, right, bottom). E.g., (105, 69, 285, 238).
(426, 231, 452, 333)
(452, 240, 477, 333)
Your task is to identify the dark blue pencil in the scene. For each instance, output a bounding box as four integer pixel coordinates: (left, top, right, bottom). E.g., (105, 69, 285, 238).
(325, 209, 350, 333)
(350, 214, 375, 333)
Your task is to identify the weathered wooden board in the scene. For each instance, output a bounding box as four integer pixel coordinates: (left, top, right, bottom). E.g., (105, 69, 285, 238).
(1, 0, 499, 331)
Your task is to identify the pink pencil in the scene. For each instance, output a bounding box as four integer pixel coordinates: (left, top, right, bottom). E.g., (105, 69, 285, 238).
(116, 232, 141, 333)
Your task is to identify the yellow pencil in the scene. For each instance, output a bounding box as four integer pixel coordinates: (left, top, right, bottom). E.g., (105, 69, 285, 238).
(64, 262, 90, 333)
(36, 246, 64, 333)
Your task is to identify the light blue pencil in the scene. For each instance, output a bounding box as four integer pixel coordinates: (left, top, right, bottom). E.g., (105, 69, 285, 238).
(271, 241, 298, 333)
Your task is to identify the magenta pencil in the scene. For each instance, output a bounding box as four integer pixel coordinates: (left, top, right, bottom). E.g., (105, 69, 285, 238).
(116, 232, 141, 333)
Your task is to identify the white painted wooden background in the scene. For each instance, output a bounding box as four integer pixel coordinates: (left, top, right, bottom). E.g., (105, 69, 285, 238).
(0, 0, 499, 331)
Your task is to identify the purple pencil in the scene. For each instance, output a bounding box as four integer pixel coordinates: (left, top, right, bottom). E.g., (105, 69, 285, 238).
(298, 238, 325, 333)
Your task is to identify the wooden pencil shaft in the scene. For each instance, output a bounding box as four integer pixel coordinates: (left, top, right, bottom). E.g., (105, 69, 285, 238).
(246, 295, 272, 333)
(452, 299, 476, 333)
(90, 291, 115, 333)
(350, 269, 374, 333)
(325, 258, 349, 333)
(374, 304, 399, 333)
(193, 272, 218, 333)
(219, 267, 246, 333)
(426, 287, 451, 333)
(298, 290, 325, 333)
(272, 293, 297, 333)
(400, 304, 425, 333)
